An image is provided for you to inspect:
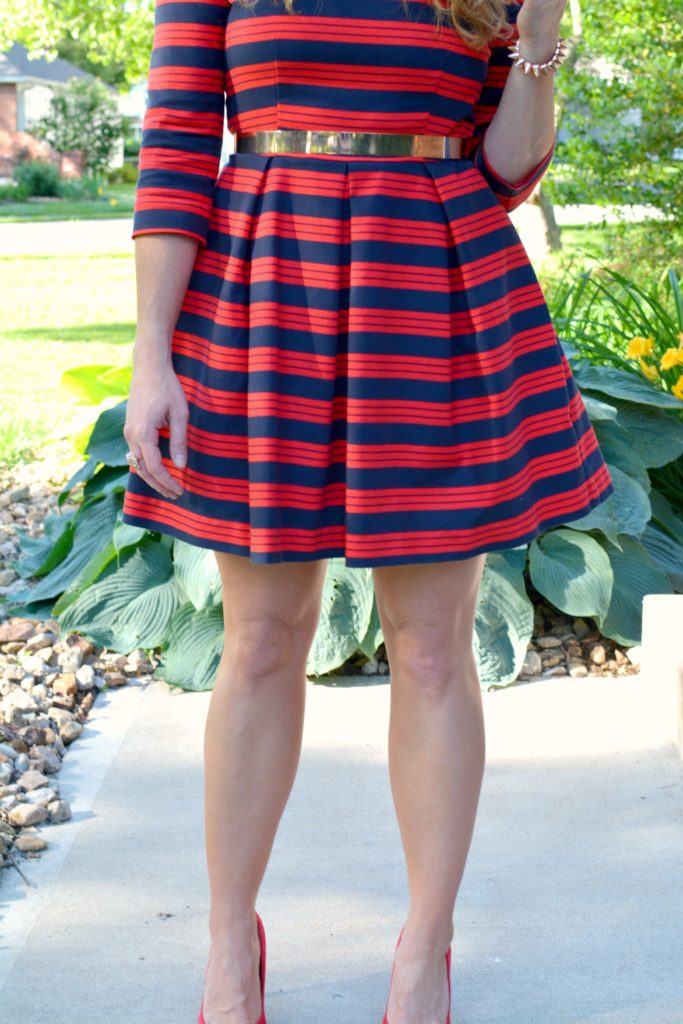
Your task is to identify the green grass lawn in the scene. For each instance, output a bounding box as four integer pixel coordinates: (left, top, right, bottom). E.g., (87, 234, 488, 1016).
(0, 252, 135, 468)
(537, 217, 681, 299)
(0, 184, 135, 223)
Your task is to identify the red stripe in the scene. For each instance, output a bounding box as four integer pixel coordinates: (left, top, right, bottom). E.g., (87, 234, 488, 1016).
(122, 462, 613, 557)
(176, 361, 573, 428)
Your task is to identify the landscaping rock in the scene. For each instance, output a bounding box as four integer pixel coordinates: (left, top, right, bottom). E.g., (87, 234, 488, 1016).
(17, 768, 50, 791)
(0, 620, 36, 644)
(14, 832, 48, 853)
(47, 799, 72, 823)
(59, 720, 83, 745)
(9, 802, 49, 827)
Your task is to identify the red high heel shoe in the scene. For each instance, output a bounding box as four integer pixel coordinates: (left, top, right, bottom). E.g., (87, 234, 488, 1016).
(381, 928, 452, 1024)
(198, 911, 267, 1024)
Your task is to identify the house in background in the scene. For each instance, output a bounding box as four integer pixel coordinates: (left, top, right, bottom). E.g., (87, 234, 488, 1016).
(0, 42, 124, 180)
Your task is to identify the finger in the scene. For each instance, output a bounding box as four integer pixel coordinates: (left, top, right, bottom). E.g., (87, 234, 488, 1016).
(139, 431, 183, 499)
(125, 443, 163, 496)
(168, 400, 188, 469)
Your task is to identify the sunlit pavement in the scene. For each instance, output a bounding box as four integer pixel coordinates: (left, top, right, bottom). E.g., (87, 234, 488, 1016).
(1, 670, 681, 1023)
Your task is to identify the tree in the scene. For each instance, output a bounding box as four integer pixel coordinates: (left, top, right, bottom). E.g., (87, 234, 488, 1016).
(546, 0, 683, 222)
(1, 0, 154, 88)
(56, 33, 129, 91)
(35, 78, 123, 176)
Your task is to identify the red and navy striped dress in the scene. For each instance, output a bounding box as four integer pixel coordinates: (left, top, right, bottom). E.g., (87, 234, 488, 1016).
(121, 0, 615, 566)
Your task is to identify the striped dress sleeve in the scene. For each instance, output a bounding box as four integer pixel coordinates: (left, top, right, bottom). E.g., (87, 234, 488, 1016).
(132, 0, 229, 247)
(462, 0, 556, 212)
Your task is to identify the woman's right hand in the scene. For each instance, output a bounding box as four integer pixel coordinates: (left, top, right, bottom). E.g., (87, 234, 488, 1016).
(124, 357, 188, 500)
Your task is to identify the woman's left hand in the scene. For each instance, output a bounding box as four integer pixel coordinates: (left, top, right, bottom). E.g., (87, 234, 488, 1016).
(515, 0, 568, 60)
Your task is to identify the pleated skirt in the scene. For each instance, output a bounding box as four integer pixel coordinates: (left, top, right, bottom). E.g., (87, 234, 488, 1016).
(121, 151, 615, 566)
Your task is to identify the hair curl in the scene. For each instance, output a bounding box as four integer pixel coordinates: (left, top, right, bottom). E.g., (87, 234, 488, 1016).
(235, 0, 516, 50)
(420, 0, 515, 49)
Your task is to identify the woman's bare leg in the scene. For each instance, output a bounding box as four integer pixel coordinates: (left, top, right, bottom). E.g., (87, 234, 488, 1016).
(372, 554, 488, 1024)
(201, 553, 328, 1024)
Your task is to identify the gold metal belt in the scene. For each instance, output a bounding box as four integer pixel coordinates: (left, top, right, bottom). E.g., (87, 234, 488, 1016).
(234, 129, 448, 158)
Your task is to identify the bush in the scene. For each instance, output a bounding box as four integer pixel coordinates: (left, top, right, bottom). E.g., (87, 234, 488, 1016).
(35, 78, 123, 178)
(106, 162, 138, 185)
(13, 160, 61, 197)
(57, 176, 108, 200)
(0, 180, 30, 202)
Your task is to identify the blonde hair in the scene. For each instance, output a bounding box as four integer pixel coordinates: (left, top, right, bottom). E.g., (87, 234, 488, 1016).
(419, 0, 515, 49)
(236, 0, 516, 50)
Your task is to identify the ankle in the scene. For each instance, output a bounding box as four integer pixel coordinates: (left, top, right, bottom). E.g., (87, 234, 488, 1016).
(209, 910, 259, 950)
(400, 915, 454, 954)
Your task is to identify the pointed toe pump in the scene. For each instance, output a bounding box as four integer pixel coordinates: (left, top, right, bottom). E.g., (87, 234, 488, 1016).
(198, 911, 267, 1024)
(381, 928, 452, 1024)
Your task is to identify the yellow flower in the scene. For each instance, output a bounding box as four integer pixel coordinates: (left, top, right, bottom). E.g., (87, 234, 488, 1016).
(97, 185, 104, 195)
(673, 375, 683, 401)
(627, 335, 655, 358)
(678, 332, 683, 350)
(660, 348, 683, 371)
(109, 197, 118, 206)
(639, 357, 659, 381)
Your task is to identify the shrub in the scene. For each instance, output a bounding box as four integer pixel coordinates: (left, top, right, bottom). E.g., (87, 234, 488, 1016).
(106, 162, 138, 186)
(34, 78, 123, 178)
(0, 180, 30, 202)
(57, 176, 108, 200)
(13, 159, 61, 197)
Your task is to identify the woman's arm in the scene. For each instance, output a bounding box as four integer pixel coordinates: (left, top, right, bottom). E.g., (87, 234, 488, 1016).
(125, 235, 199, 499)
(124, 0, 229, 497)
(461, 0, 567, 210)
(483, 0, 567, 184)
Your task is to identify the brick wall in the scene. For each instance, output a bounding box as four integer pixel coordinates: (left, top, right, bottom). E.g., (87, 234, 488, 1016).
(0, 83, 17, 133)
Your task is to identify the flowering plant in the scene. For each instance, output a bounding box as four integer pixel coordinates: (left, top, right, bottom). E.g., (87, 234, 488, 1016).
(626, 333, 683, 399)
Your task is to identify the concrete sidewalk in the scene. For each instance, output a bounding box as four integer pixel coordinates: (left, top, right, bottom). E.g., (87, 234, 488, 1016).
(1, 672, 682, 1024)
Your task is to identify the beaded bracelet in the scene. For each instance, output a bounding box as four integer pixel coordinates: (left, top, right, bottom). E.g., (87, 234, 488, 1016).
(507, 37, 568, 77)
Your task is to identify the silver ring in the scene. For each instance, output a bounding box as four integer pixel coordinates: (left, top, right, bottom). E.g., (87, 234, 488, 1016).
(126, 451, 142, 470)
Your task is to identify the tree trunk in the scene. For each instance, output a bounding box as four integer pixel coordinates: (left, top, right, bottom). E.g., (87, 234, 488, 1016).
(538, 185, 563, 252)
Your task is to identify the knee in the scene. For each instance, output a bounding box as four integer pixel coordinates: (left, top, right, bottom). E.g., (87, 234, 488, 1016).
(226, 615, 301, 685)
(389, 623, 476, 699)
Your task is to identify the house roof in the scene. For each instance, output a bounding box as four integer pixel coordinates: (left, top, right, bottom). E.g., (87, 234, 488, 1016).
(0, 42, 95, 86)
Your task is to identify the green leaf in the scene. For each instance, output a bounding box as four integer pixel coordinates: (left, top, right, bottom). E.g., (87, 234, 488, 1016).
(565, 463, 650, 540)
(57, 538, 177, 651)
(572, 362, 683, 410)
(14, 509, 77, 578)
(30, 521, 76, 578)
(85, 400, 129, 466)
(97, 364, 132, 395)
(51, 539, 120, 617)
(528, 528, 613, 618)
(581, 394, 619, 421)
(641, 523, 683, 592)
(155, 602, 225, 691)
(498, 544, 528, 573)
(8, 493, 120, 607)
(358, 596, 384, 660)
(307, 560, 375, 677)
(60, 364, 127, 404)
(594, 534, 673, 645)
(593, 420, 651, 493)
(172, 540, 223, 611)
(112, 520, 148, 555)
(58, 456, 99, 506)
(613, 401, 683, 469)
(473, 553, 534, 689)
(83, 464, 129, 498)
(650, 489, 683, 547)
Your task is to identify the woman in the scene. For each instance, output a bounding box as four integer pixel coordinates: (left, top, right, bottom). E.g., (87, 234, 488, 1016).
(121, 0, 613, 1021)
